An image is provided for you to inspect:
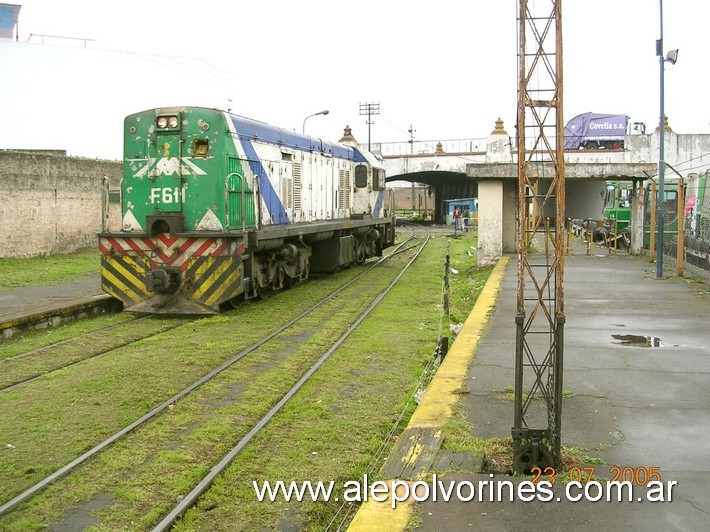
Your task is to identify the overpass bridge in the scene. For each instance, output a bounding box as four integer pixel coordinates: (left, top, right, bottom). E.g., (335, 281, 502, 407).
(368, 119, 710, 265)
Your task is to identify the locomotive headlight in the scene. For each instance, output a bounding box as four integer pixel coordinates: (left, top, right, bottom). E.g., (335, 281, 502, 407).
(157, 116, 168, 129)
(168, 116, 179, 128)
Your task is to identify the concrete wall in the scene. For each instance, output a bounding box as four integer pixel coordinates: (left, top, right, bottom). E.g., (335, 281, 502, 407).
(382, 152, 472, 178)
(502, 180, 516, 253)
(388, 185, 435, 213)
(566, 181, 607, 220)
(0, 151, 121, 258)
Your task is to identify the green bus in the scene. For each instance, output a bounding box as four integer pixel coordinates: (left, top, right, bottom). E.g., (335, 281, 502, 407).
(603, 171, 709, 266)
(601, 181, 634, 248)
(601, 178, 681, 250)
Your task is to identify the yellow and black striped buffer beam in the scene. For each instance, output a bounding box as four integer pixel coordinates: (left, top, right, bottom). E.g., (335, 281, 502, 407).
(185, 256, 243, 307)
(101, 255, 152, 306)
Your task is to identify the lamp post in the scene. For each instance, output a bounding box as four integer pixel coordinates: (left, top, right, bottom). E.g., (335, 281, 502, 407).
(655, 0, 678, 278)
(302, 110, 329, 134)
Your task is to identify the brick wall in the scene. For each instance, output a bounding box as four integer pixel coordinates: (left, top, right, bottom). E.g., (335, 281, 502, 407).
(0, 151, 122, 258)
(391, 185, 436, 212)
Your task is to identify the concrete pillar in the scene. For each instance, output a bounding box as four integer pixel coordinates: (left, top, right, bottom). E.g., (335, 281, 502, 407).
(502, 179, 517, 253)
(476, 119, 516, 266)
(477, 179, 504, 267)
(650, 116, 677, 167)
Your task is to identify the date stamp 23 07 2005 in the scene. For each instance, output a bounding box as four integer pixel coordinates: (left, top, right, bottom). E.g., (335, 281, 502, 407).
(530, 466, 678, 503)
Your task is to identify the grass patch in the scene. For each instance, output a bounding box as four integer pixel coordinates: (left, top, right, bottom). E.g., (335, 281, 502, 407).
(446, 233, 492, 324)
(0, 313, 135, 360)
(0, 232, 495, 530)
(440, 403, 514, 472)
(0, 316, 191, 388)
(0, 249, 99, 289)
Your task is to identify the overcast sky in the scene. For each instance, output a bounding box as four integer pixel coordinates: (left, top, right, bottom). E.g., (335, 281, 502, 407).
(0, 0, 706, 160)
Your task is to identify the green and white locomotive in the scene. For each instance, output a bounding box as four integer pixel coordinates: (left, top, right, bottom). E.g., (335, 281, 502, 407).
(99, 106, 395, 314)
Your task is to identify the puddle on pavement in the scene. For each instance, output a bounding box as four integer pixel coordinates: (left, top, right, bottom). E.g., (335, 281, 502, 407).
(612, 334, 663, 347)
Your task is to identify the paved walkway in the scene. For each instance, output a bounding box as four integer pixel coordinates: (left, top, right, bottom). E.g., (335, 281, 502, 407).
(0, 273, 103, 323)
(351, 243, 710, 531)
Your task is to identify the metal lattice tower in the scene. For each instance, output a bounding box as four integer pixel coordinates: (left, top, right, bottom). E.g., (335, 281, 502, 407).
(512, 0, 565, 473)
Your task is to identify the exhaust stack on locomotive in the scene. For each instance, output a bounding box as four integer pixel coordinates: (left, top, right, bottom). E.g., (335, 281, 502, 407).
(99, 107, 396, 314)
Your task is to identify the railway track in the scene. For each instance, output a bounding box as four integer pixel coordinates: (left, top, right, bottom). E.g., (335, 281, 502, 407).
(152, 228, 429, 530)
(0, 316, 195, 392)
(0, 229, 424, 521)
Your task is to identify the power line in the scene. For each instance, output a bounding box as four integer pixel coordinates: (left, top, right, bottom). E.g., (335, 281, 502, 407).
(128, 51, 231, 86)
(379, 115, 415, 138)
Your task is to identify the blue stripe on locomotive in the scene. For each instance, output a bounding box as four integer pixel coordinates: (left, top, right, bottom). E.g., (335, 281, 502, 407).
(229, 114, 357, 160)
(227, 114, 379, 224)
(373, 191, 384, 219)
(234, 133, 291, 224)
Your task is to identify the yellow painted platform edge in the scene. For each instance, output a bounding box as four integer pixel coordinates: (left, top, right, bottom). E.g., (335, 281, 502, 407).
(348, 256, 509, 531)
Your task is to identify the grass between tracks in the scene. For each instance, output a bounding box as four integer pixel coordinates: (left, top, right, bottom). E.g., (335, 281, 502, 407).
(178, 232, 492, 531)
(0, 316, 193, 389)
(0, 313, 136, 360)
(0, 248, 99, 289)
(0, 231, 491, 530)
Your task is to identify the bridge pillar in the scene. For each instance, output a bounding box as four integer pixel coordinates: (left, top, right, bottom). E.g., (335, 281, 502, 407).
(631, 180, 645, 255)
(477, 178, 516, 267)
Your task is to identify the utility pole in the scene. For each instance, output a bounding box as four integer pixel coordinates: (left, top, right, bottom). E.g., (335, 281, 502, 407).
(358, 102, 380, 152)
(656, 0, 666, 277)
(654, 1, 679, 277)
(513, 0, 565, 473)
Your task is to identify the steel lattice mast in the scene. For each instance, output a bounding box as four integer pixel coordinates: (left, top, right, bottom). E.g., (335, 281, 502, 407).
(513, 0, 565, 473)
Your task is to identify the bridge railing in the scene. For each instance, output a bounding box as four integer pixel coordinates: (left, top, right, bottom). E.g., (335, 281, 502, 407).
(370, 138, 489, 157)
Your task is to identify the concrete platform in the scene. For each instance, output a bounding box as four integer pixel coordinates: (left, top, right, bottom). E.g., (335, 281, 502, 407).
(0, 273, 117, 338)
(350, 244, 710, 531)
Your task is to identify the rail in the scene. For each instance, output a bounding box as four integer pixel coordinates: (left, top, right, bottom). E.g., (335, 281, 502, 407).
(152, 228, 430, 530)
(0, 235, 417, 517)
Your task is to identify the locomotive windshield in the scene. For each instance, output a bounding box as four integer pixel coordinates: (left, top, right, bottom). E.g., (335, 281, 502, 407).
(355, 165, 368, 188)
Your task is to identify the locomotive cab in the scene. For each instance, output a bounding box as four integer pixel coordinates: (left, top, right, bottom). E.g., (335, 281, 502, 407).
(351, 149, 386, 219)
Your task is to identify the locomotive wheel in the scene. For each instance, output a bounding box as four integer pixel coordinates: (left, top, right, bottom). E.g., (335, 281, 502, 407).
(257, 285, 273, 299)
(285, 275, 299, 289)
(225, 294, 245, 310)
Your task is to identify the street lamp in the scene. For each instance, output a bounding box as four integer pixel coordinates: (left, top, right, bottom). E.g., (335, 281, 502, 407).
(655, 0, 678, 278)
(302, 110, 329, 134)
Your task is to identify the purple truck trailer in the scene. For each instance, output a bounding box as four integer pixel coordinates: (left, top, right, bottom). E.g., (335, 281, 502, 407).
(564, 112, 629, 150)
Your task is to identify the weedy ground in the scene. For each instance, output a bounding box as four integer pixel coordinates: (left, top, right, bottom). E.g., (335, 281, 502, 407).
(0, 230, 492, 531)
(0, 248, 98, 289)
